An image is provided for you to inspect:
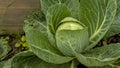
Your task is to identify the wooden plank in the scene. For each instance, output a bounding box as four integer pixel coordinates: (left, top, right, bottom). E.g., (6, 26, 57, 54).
(0, 0, 40, 34)
(0, 0, 39, 8)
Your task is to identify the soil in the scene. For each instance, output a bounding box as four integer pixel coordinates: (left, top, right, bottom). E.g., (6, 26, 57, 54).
(94, 34, 120, 48)
(0, 34, 22, 61)
(107, 34, 120, 44)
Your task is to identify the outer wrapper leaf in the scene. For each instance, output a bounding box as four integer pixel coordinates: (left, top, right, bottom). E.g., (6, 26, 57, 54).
(11, 51, 42, 68)
(24, 10, 47, 36)
(1, 51, 72, 68)
(88, 65, 119, 68)
(1, 59, 12, 68)
(78, 0, 117, 50)
(40, 0, 80, 18)
(0, 61, 6, 68)
(25, 27, 73, 64)
(76, 43, 120, 67)
(105, 0, 120, 38)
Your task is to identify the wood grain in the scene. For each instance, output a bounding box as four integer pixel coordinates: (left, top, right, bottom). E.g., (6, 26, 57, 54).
(0, 0, 40, 34)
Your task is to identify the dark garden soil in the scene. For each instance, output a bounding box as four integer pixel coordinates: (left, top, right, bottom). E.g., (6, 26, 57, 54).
(96, 33, 120, 47)
(0, 34, 23, 61)
(107, 34, 120, 44)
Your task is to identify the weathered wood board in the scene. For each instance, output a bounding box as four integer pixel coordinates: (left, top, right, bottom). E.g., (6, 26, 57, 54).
(0, 0, 40, 34)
